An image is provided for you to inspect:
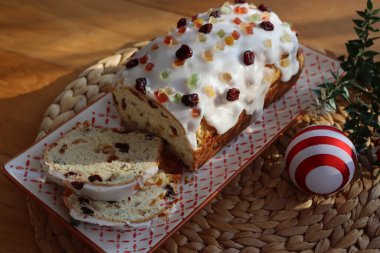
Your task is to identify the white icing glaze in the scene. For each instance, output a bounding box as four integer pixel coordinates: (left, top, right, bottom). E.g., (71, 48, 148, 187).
(46, 162, 159, 201)
(117, 2, 300, 149)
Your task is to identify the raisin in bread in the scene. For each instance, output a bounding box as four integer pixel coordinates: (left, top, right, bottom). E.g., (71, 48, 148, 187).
(113, 2, 304, 170)
(42, 122, 163, 201)
(63, 172, 179, 227)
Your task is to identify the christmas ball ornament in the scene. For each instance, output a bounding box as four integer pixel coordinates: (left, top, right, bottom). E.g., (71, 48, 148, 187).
(285, 125, 357, 194)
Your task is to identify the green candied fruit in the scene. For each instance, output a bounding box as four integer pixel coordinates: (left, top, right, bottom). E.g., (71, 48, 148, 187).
(173, 93, 182, 103)
(160, 69, 171, 80)
(247, 13, 261, 22)
(217, 29, 226, 38)
(187, 73, 200, 89)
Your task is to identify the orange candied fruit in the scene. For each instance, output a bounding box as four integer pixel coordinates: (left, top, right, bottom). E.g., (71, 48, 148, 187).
(245, 23, 254, 35)
(145, 63, 154, 71)
(163, 35, 172, 45)
(191, 108, 201, 118)
(139, 55, 148, 64)
(154, 90, 169, 103)
(233, 17, 242, 25)
(151, 43, 159, 51)
(232, 30, 240, 40)
(178, 26, 187, 34)
(225, 35, 235, 46)
(193, 18, 204, 28)
(173, 59, 185, 67)
(234, 6, 248, 14)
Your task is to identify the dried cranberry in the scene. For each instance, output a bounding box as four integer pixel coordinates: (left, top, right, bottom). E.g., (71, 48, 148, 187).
(135, 77, 147, 94)
(243, 50, 255, 65)
(88, 175, 102, 182)
(58, 144, 67, 154)
(177, 18, 187, 28)
(260, 21, 274, 31)
(125, 59, 138, 69)
(235, 0, 247, 3)
(64, 172, 77, 178)
(175, 45, 193, 60)
(81, 206, 94, 216)
(209, 10, 220, 18)
(258, 4, 271, 12)
(181, 93, 199, 107)
(71, 181, 84, 190)
(78, 197, 89, 204)
(114, 143, 129, 153)
(226, 88, 240, 101)
(199, 23, 213, 34)
(121, 98, 127, 110)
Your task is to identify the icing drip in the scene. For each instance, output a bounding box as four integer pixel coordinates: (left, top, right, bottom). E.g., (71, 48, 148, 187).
(117, 2, 300, 149)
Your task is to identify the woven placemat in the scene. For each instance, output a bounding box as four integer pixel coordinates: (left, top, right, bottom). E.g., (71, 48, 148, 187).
(27, 42, 380, 253)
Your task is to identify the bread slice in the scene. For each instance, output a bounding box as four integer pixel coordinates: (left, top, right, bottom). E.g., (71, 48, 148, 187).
(63, 172, 179, 227)
(42, 122, 163, 201)
(113, 2, 304, 170)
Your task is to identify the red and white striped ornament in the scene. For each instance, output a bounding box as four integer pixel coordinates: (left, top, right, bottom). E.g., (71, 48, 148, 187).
(285, 125, 357, 194)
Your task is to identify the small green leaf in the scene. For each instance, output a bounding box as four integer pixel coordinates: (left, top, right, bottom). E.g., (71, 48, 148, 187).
(367, 0, 373, 10)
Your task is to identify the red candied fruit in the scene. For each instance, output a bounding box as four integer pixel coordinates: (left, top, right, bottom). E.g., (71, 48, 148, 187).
(226, 88, 240, 101)
(243, 50, 255, 65)
(177, 18, 187, 28)
(232, 30, 240, 40)
(125, 58, 138, 69)
(260, 21, 274, 31)
(258, 4, 271, 12)
(233, 17, 242, 25)
(139, 55, 148, 64)
(178, 26, 187, 34)
(154, 90, 169, 103)
(199, 23, 213, 34)
(234, 6, 248, 14)
(163, 35, 173, 45)
(145, 63, 154, 72)
(191, 108, 201, 118)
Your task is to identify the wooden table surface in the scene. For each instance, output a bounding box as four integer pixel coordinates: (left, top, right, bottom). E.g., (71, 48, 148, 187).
(1, 0, 379, 252)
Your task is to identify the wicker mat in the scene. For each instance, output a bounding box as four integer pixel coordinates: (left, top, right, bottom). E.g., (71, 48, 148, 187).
(27, 42, 380, 253)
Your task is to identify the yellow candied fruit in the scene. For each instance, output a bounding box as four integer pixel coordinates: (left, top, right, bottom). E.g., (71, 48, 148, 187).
(215, 41, 225, 51)
(198, 34, 207, 43)
(209, 16, 218, 24)
(173, 59, 185, 67)
(203, 49, 214, 62)
(225, 36, 235, 46)
(280, 58, 290, 68)
(203, 85, 216, 97)
(193, 18, 204, 28)
(264, 39, 272, 48)
(220, 72, 232, 83)
(280, 34, 292, 43)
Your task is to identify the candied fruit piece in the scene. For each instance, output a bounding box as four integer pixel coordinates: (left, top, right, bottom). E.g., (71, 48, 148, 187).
(258, 4, 271, 12)
(209, 16, 218, 24)
(226, 88, 240, 101)
(225, 36, 235, 46)
(135, 77, 147, 94)
(280, 33, 292, 43)
(126, 59, 138, 69)
(203, 49, 214, 62)
(160, 70, 171, 80)
(261, 12, 271, 21)
(264, 39, 272, 48)
(174, 59, 185, 67)
(220, 72, 232, 83)
(193, 18, 204, 28)
(145, 63, 154, 71)
(203, 85, 216, 97)
(154, 90, 169, 103)
(215, 41, 225, 50)
(139, 55, 148, 64)
(199, 23, 213, 33)
(217, 29, 226, 38)
(173, 94, 182, 103)
(187, 73, 200, 89)
(151, 43, 159, 51)
(233, 17, 242, 25)
(192, 108, 201, 118)
(232, 30, 240, 40)
(260, 21, 274, 31)
(234, 6, 248, 14)
(280, 58, 290, 68)
(178, 26, 187, 34)
(247, 13, 261, 22)
(198, 34, 207, 43)
(243, 50, 255, 65)
(163, 35, 172, 45)
(245, 24, 254, 35)
(221, 3, 232, 14)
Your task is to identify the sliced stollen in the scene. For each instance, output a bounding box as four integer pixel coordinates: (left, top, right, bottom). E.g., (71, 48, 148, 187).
(63, 172, 179, 227)
(42, 122, 163, 201)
